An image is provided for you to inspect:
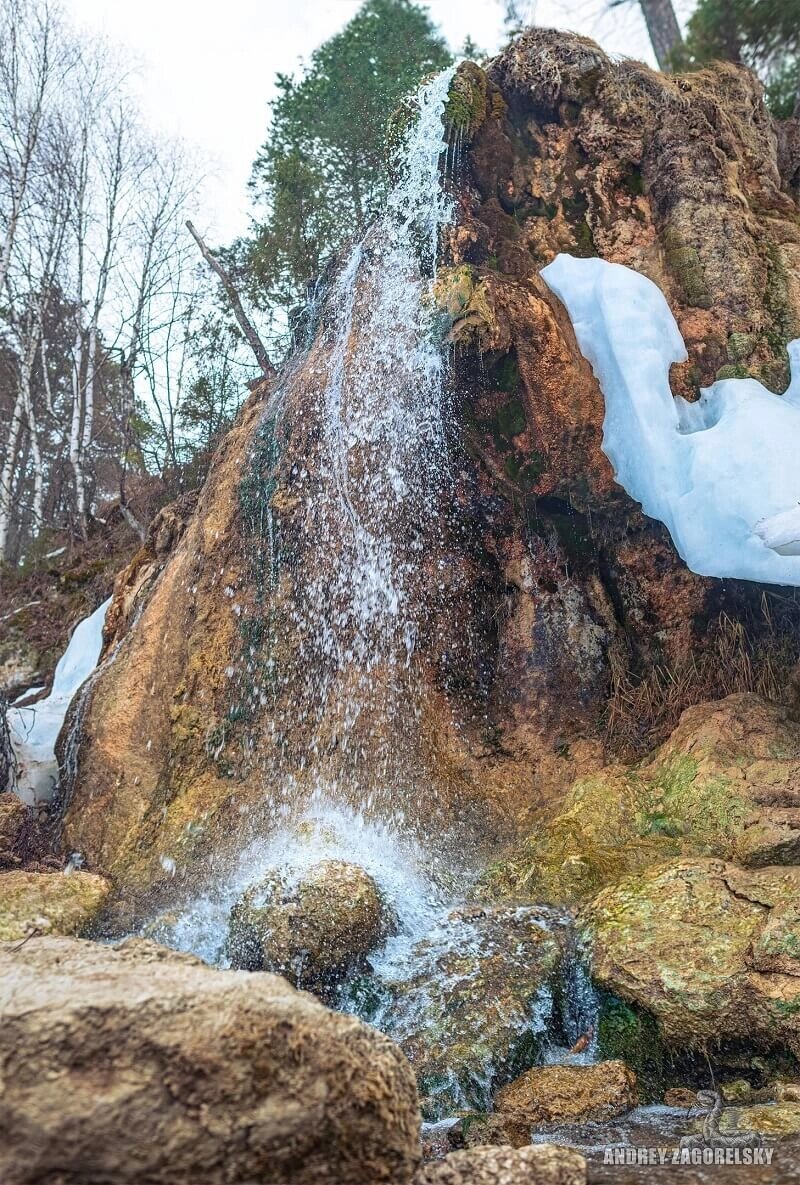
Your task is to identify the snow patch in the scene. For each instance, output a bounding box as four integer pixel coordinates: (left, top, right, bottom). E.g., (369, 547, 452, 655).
(541, 254, 800, 586)
(7, 598, 111, 805)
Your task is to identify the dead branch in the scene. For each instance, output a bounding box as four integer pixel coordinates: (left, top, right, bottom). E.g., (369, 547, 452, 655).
(186, 220, 274, 377)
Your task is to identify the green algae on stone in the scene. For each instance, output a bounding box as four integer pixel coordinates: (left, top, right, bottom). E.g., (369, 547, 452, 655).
(596, 994, 667, 1102)
(386, 906, 561, 1119)
(727, 331, 757, 363)
(582, 859, 800, 1059)
(663, 226, 712, 309)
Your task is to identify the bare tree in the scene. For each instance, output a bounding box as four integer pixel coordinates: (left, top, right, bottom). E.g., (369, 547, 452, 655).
(610, 0, 684, 70)
(0, 0, 245, 563)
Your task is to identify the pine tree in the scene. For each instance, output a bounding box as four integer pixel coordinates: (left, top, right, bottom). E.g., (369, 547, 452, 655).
(245, 0, 451, 321)
(683, 0, 800, 117)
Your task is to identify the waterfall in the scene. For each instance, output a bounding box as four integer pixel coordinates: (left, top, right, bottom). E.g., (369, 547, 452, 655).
(151, 64, 469, 966)
(244, 66, 460, 832)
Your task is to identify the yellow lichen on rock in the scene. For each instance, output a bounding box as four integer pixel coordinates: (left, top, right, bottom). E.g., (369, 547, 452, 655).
(0, 870, 111, 941)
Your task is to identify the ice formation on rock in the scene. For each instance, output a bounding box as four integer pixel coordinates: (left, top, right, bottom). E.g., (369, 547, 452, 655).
(542, 255, 800, 586)
(8, 597, 111, 804)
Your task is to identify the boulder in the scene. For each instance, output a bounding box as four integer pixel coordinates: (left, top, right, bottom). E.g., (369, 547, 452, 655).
(582, 858, 800, 1055)
(227, 859, 389, 993)
(414, 1144, 586, 1185)
(385, 906, 561, 1118)
(494, 1061, 638, 1141)
(0, 870, 111, 941)
(487, 695, 800, 906)
(0, 936, 420, 1185)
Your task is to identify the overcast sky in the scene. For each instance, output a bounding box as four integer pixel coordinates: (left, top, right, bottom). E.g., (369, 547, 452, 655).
(62, 0, 691, 242)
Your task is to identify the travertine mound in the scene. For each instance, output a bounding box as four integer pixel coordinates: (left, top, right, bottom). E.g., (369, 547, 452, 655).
(61, 30, 800, 910)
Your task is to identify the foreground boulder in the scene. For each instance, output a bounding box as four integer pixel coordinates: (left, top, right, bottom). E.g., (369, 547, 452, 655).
(415, 1144, 586, 1185)
(582, 858, 800, 1055)
(0, 936, 420, 1185)
(494, 1060, 638, 1142)
(228, 859, 389, 994)
(0, 870, 110, 940)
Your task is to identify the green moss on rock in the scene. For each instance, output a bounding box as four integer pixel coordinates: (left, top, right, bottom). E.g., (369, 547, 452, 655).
(663, 226, 712, 309)
(445, 62, 489, 141)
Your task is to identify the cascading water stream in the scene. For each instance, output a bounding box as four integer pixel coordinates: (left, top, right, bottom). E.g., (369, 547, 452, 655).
(153, 64, 466, 953)
(281, 65, 459, 825)
(146, 65, 600, 1113)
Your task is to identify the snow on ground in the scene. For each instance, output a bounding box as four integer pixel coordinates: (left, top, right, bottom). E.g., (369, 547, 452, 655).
(541, 255, 800, 586)
(7, 598, 111, 805)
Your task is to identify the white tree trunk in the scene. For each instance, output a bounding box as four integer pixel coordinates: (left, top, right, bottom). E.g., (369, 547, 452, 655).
(0, 388, 26, 561)
(70, 327, 87, 537)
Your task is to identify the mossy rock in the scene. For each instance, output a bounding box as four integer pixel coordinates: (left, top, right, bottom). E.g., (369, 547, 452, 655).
(715, 363, 751, 381)
(582, 859, 800, 1059)
(384, 906, 561, 1119)
(727, 331, 757, 363)
(484, 695, 800, 907)
(227, 860, 390, 995)
(445, 61, 488, 141)
(663, 226, 712, 309)
(596, 994, 668, 1101)
(0, 871, 112, 941)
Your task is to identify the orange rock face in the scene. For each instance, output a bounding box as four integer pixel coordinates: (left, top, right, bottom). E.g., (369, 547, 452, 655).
(61, 32, 800, 912)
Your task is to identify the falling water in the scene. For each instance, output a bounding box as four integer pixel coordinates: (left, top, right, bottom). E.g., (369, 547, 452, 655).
(144, 67, 602, 1111)
(153, 66, 465, 939)
(239, 65, 461, 832)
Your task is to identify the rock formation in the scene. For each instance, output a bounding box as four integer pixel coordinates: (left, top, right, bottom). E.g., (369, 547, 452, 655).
(54, 31, 800, 919)
(0, 936, 420, 1185)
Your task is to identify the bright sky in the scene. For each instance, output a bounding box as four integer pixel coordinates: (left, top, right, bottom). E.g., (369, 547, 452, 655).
(61, 0, 690, 242)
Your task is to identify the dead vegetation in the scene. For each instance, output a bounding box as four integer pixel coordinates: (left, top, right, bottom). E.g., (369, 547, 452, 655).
(605, 594, 799, 757)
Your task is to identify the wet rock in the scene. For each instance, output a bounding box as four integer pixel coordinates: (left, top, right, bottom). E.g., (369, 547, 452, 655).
(774, 1081, 800, 1103)
(582, 858, 800, 1055)
(494, 1060, 638, 1141)
(0, 870, 111, 941)
(0, 936, 420, 1185)
(716, 1102, 800, 1139)
(387, 906, 561, 1118)
(227, 859, 388, 993)
(665, 1087, 701, 1108)
(415, 1143, 587, 1185)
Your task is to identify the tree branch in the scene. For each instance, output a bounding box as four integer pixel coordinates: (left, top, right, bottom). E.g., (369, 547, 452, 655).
(185, 220, 274, 377)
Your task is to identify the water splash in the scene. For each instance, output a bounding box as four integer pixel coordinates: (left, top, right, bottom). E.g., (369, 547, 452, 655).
(146, 802, 465, 968)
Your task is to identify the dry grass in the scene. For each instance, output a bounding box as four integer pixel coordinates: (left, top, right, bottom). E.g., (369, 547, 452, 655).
(605, 594, 798, 757)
